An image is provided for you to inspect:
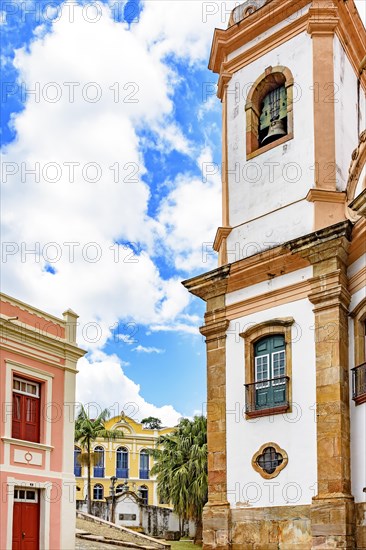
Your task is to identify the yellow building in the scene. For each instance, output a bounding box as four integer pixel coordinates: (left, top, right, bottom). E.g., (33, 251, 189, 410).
(74, 414, 173, 506)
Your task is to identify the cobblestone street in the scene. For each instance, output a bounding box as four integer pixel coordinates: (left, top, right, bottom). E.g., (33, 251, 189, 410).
(76, 537, 132, 549)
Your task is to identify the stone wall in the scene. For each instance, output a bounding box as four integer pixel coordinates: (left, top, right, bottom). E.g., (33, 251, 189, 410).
(356, 503, 366, 550)
(76, 500, 196, 539)
(230, 505, 311, 550)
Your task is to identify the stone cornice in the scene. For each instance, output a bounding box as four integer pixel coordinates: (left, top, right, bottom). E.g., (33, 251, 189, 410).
(209, 0, 366, 93)
(284, 221, 352, 260)
(306, 6, 339, 36)
(0, 292, 66, 326)
(209, 0, 310, 74)
(213, 227, 232, 252)
(306, 189, 346, 204)
(349, 189, 366, 218)
(182, 265, 230, 301)
(217, 73, 232, 102)
(200, 319, 230, 342)
(308, 271, 351, 311)
(0, 320, 86, 363)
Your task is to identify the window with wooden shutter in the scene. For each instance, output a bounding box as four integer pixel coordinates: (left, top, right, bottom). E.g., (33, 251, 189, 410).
(12, 376, 41, 443)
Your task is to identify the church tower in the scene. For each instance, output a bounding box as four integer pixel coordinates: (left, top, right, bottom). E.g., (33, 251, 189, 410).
(183, 0, 366, 548)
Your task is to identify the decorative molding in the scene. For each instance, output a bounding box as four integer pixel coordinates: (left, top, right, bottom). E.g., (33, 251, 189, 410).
(0, 292, 66, 327)
(306, 189, 346, 204)
(200, 319, 230, 343)
(182, 265, 231, 302)
(349, 266, 366, 296)
(252, 442, 288, 479)
(346, 131, 366, 213)
(240, 317, 294, 339)
(209, 0, 310, 74)
(14, 449, 43, 466)
(227, 281, 310, 320)
(213, 227, 232, 252)
(349, 189, 366, 219)
(217, 73, 232, 102)
(210, 0, 366, 93)
(1, 437, 53, 452)
(227, 245, 309, 294)
(306, 6, 339, 36)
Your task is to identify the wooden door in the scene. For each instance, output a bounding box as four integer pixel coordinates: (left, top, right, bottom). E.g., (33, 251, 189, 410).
(12, 492, 40, 550)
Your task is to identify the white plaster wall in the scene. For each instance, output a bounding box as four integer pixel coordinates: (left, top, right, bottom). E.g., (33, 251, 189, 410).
(115, 497, 140, 527)
(226, 298, 317, 508)
(348, 254, 366, 503)
(226, 31, 315, 255)
(226, 267, 312, 306)
(333, 36, 364, 191)
(226, 199, 313, 263)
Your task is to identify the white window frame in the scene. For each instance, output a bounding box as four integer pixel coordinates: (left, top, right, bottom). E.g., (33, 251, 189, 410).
(14, 487, 39, 502)
(13, 377, 40, 398)
(255, 354, 270, 389)
(272, 350, 286, 386)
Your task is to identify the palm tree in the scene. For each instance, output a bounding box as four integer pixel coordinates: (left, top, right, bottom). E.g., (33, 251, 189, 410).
(150, 416, 207, 543)
(74, 405, 123, 514)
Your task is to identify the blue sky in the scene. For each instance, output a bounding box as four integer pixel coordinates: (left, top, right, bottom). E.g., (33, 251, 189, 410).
(1, 0, 365, 425)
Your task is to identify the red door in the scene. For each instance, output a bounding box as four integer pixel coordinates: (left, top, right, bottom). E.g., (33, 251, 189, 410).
(12, 499, 40, 550)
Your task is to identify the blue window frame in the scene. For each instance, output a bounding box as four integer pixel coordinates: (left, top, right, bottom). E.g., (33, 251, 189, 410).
(74, 446, 81, 477)
(116, 447, 129, 478)
(139, 450, 149, 479)
(93, 446, 105, 478)
(93, 484, 103, 500)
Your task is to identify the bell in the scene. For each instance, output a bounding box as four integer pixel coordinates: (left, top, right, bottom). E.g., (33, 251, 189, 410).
(261, 119, 286, 145)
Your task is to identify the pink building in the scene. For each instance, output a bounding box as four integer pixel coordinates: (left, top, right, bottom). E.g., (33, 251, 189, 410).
(0, 293, 85, 549)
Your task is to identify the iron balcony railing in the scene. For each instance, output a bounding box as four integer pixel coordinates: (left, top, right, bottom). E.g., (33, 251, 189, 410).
(93, 467, 105, 478)
(139, 469, 150, 479)
(244, 376, 290, 416)
(116, 468, 129, 479)
(352, 362, 366, 404)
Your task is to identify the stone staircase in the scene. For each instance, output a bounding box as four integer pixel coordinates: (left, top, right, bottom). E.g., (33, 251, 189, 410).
(76, 512, 171, 550)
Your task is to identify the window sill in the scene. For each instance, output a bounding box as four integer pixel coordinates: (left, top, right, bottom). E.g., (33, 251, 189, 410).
(353, 394, 366, 406)
(246, 133, 293, 160)
(245, 404, 289, 419)
(1, 437, 53, 451)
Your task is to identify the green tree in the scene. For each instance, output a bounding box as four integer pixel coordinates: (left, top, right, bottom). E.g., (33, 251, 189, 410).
(150, 415, 207, 543)
(141, 416, 163, 430)
(74, 405, 123, 514)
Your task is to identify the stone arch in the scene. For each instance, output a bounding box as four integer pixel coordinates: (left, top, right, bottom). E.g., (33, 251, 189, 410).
(245, 65, 294, 158)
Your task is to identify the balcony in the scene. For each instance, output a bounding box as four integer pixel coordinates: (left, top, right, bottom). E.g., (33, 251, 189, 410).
(139, 469, 150, 479)
(93, 467, 105, 478)
(74, 465, 82, 477)
(352, 362, 366, 405)
(245, 376, 290, 418)
(116, 468, 129, 479)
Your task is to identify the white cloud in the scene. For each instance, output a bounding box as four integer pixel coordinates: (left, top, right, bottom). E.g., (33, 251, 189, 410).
(150, 323, 199, 335)
(76, 353, 182, 426)
(133, 345, 165, 353)
(157, 146, 221, 271)
(1, 0, 222, 418)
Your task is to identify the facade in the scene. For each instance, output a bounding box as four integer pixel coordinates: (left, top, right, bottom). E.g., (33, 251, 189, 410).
(0, 292, 85, 550)
(74, 414, 173, 507)
(183, 1, 366, 549)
